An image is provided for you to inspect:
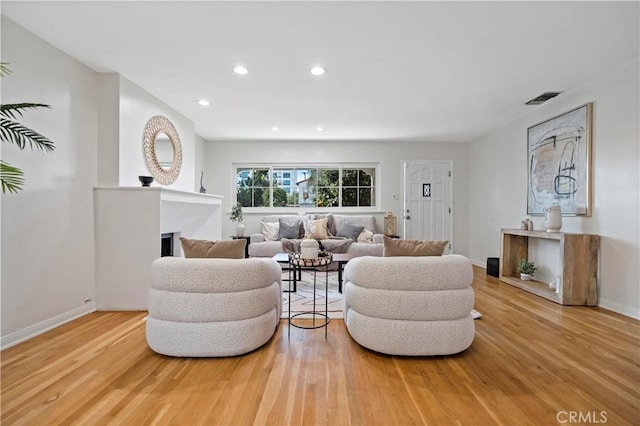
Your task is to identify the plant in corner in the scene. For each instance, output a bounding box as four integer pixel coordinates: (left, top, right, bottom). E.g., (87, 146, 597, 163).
(0, 63, 55, 193)
(516, 259, 537, 281)
(230, 202, 245, 237)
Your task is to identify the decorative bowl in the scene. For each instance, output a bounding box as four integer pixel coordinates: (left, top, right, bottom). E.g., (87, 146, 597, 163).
(139, 175, 154, 187)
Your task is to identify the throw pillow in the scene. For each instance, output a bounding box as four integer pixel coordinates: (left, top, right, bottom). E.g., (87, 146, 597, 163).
(180, 237, 245, 259)
(317, 213, 336, 236)
(382, 237, 448, 257)
(333, 215, 375, 236)
(336, 222, 365, 241)
(309, 218, 329, 240)
(357, 228, 374, 243)
(321, 238, 352, 253)
(261, 221, 280, 241)
(278, 218, 302, 239)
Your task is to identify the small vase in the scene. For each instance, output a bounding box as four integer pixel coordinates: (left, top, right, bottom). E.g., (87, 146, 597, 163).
(138, 175, 154, 187)
(300, 238, 319, 259)
(520, 273, 532, 281)
(235, 222, 245, 237)
(544, 205, 562, 232)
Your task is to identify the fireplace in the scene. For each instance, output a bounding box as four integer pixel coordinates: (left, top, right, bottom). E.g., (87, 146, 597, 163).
(94, 187, 222, 310)
(161, 233, 174, 257)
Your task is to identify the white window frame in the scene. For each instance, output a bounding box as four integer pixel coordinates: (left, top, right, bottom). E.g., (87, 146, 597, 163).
(232, 162, 381, 213)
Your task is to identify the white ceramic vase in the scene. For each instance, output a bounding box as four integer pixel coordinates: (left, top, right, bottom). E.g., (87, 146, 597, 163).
(520, 273, 532, 281)
(235, 222, 245, 237)
(300, 239, 319, 259)
(544, 205, 562, 232)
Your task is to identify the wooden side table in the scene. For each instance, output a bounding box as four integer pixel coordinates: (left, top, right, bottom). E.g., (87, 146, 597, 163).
(499, 229, 599, 305)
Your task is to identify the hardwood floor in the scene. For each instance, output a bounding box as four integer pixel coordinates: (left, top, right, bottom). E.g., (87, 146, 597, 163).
(2, 266, 638, 425)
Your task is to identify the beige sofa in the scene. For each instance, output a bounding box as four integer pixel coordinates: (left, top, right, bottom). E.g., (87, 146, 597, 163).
(248, 214, 384, 258)
(343, 254, 475, 356)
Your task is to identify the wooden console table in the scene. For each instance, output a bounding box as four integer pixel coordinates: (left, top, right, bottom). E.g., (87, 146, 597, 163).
(499, 229, 599, 306)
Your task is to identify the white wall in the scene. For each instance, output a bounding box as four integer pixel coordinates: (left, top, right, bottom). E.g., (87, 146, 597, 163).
(469, 59, 640, 318)
(202, 140, 470, 255)
(1, 17, 98, 345)
(194, 134, 207, 192)
(118, 76, 195, 192)
(1, 18, 202, 347)
(96, 73, 120, 186)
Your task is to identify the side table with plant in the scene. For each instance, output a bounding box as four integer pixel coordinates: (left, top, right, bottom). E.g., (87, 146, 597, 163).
(230, 202, 244, 237)
(517, 259, 537, 281)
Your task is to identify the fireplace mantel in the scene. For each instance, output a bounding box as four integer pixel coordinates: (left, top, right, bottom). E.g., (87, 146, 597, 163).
(95, 186, 223, 204)
(94, 187, 223, 310)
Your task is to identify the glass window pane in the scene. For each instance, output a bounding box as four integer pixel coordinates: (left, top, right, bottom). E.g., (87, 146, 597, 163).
(253, 169, 270, 187)
(273, 168, 294, 207)
(359, 168, 375, 186)
(358, 188, 374, 207)
(289, 188, 301, 207)
(236, 187, 252, 207)
(343, 188, 357, 206)
(318, 169, 339, 186)
(236, 168, 251, 186)
(342, 169, 357, 186)
(253, 188, 266, 207)
(300, 187, 315, 207)
(295, 169, 311, 185)
(317, 187, 339, 207)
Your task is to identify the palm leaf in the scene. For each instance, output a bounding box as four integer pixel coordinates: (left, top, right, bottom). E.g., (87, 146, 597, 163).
(0, 62, 11, 78)
(0, 117, 55, 152)
(0, 103, 51, 120)
(0, 63, 55, 193)
(0, 161, 25, 194)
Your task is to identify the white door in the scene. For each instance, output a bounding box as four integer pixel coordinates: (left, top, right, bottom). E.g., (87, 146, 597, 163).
(402, 161, 453, 253)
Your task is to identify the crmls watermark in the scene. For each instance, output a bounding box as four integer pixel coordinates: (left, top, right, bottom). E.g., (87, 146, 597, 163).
(556, 411, 608, 424)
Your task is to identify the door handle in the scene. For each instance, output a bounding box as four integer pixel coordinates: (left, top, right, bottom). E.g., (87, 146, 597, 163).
(404, 215, 411, 220)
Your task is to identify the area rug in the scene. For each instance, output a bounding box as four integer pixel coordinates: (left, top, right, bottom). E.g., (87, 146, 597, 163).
(281, 270, 343, 319)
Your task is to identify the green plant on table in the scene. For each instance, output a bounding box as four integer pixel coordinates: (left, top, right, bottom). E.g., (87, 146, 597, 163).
(230, 202, 244, 222)
(516, 259, 537, 276)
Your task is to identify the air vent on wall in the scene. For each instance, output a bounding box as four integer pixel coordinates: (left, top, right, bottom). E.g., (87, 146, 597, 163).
(525, 91, 563, 105)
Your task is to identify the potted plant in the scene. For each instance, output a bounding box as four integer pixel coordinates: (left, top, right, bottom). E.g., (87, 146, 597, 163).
(230, 202, 245, 237)
(516, 259, 537, 281)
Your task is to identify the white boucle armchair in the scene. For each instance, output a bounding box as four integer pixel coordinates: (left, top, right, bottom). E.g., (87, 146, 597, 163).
(343, 255, 475, 356)
(146, 257, 282, 357)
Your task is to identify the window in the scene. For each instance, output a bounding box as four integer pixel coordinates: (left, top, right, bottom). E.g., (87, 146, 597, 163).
(342, 168, 375, 207)
(234, 164, 377, 209)
(235, 168, 270, 207)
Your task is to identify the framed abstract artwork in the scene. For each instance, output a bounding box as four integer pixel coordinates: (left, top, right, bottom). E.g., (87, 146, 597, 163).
(527, 103, 593, 216)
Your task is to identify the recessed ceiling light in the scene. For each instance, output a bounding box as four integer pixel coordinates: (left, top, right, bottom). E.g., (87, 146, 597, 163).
(233, 65, 248, 75)
(310, 66, 326, 76)
(271, 126, 280, 131)
(316, 126, 324, 132)
(197, 99, 210, 106)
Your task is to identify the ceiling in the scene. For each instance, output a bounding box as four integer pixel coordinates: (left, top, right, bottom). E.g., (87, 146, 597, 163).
(2, 1, 638, 143)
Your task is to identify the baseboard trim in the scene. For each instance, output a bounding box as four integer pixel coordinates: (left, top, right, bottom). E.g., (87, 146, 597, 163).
(1, 302, 97, 351)
(598, 298, 640, 320)
(470, 258, 486, 268)
(469, 259, 638, 320)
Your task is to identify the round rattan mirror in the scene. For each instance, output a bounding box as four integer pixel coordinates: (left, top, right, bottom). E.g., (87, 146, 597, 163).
(142, 115, 183, 185)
